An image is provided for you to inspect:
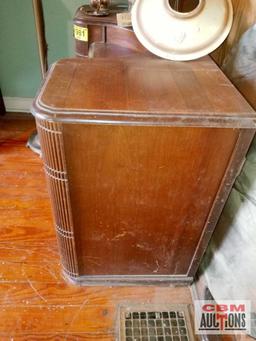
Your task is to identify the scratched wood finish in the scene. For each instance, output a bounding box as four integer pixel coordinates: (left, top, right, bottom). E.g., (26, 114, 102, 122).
(37, 57, 255, 126)
(0, 336, 113, 341)
(32, 54, 256, 284)
(0, 116, 194, 339)
(63, 124, 238, 277)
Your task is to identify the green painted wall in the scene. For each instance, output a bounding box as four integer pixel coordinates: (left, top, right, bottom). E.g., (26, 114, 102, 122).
(0, 0, 41, 98)
(0, 0, 126, 98)
(44, 0, 90, 66)
(44, 0, 126, 65)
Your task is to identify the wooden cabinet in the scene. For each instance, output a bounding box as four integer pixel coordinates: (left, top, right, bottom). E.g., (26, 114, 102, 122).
(73, 5, 147, 58)
(32, 54, 256, 285)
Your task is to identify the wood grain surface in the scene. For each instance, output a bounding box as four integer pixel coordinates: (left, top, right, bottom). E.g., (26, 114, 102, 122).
(37, 57, 255, 123)
(63, 124, 238, 277)
(32, 52, 255, 284)
(0, 116, 193, 338)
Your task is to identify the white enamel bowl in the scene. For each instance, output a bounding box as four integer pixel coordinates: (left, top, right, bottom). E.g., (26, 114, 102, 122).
(131, 0, 233, 61)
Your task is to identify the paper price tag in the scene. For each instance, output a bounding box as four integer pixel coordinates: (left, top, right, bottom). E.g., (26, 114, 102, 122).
(116, 12, 132, 27)
(73, 25, 88, 42)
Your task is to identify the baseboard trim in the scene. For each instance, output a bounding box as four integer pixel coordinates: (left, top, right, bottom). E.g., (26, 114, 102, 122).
(63, 271, 194, 287)
(3, 97, 33, 113)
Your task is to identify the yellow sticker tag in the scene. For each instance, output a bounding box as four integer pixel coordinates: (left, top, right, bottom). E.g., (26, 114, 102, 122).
(73, 25, 88, 42)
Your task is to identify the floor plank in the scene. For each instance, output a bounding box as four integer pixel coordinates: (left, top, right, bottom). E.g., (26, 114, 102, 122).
(0, 261, 62, 283)
(0, 116, 193, 339)
(0, 284, 192, 306)
(0, 334, 113, 340)
(0, 305, 115, 335)
(0, 242, 59, 263)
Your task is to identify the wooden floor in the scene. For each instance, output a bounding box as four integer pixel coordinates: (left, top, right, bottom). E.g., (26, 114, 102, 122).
(0, 115, 193, 340)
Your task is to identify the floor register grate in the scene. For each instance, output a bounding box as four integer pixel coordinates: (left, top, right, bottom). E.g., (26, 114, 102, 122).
(119, 305, 194, 341)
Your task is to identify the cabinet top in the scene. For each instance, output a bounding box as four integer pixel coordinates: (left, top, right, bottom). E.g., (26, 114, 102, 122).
(32, 56, 256, 128)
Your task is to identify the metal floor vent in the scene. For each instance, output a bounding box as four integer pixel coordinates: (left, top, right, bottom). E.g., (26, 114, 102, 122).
(119, 304, 194, 341)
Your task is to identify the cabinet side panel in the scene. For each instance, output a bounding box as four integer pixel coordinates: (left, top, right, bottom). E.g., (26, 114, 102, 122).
(188, 129, 256, 277)
(36, 118, 79, 279)
(62, 125, 239, 277)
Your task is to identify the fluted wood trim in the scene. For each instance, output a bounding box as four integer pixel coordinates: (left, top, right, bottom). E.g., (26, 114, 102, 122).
(36, 118, 79, 278)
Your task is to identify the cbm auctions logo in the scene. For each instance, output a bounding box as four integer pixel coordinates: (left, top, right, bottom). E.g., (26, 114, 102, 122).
(194, 301, 251, 335)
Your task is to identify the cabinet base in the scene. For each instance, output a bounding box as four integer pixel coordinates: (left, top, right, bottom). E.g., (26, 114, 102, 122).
(62, 271, 194, 287)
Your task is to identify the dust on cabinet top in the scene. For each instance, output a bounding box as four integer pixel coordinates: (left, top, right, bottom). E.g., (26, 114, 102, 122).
(32, 56, 256, 128)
